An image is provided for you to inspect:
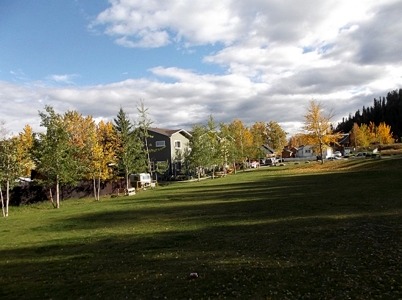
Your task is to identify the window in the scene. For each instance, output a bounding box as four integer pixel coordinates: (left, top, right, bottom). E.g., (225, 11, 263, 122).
(174, 140, 181, 148)
(155, 140, 165, 147)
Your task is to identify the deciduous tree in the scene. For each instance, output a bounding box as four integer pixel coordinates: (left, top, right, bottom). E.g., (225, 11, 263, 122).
(33, 106, 80, 208)
(265, 121, 287, 154)
(303, 100, 338, 163)
(377, 122, 394, 144)
(0, 137, 20, 217)
(250, 122, 267, 159)
(188, 124, 210, 181)
(93, 120, 118, 200)
(137, 100, 153, 176)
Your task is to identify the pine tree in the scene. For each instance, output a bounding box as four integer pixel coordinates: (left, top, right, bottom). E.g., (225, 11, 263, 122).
(113, 107, 145, 192)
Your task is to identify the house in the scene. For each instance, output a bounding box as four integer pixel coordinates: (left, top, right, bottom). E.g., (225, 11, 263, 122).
(147, 128, 192, 178)
(281, 146, 297, 158)
(322, 147, 334, 159)
(260, 144, 275, 158)
(295, 145, 315, 158)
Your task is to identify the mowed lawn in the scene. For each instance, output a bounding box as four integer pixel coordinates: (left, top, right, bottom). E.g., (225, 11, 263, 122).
(1, 158, 401, 299)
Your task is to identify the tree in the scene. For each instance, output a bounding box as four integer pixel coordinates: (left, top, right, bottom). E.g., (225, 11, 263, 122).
(249, 122, 267, 159)
(350, 122, 369, 148)
(113, 107, 145, 192)
(205, 115, 221, 177)
(377, 122, 394, 144)
(93, 120, 118, 200)
(0, 123, 35, 216)
(265, 121, 287, 154)
(303, 100, 338, 164)
(16, 124, 35, 177)
(288, 133, 312, 148)
(63, 111, 95, 178)
(137, 100, 153, 176)
(227, 119, 253, 168)
(33, 106, 80, 208)
(350, 121, 393, 148)
(0, 137, 20, 217)
(219, 123, 237, 173)
(188, 124, 210, 181)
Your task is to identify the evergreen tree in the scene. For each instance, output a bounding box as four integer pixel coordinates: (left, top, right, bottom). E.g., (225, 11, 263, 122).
(336, 89, 402, 141)
(113, 107, 145, 192)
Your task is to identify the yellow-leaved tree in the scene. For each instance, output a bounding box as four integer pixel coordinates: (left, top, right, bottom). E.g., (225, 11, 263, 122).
(249, 122, 267, 159)
(303, 100, 340, 164)
(376, 122, 394, 144)
(16, 124, 35, 177)
(94, 120, 118, 200)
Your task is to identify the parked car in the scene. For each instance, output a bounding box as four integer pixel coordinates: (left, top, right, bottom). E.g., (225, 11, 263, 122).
(250, 161, 260, 168)
(353, 152, 368, 158)
(334, 151, 342, 157)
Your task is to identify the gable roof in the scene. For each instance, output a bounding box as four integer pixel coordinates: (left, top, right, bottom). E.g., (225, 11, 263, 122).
(149, 128, 192, 139)
(261, 144, 275, 154)
(338, 133, 350, 145)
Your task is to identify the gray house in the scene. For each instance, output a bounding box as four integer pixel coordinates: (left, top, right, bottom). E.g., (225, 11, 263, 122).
(147, 128, 192, 178)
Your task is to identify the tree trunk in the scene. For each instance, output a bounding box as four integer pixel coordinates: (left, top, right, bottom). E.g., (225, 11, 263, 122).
(49, 187, 56, 208)
(125, 171, 129, 193)
(97, 176, 101, 201)
(56, 176, 60, 209)
(0, 184, 5, 217)
(93, 177, 98, 201)
(319, 141, 324, 164)
(5, 180, 9, 217)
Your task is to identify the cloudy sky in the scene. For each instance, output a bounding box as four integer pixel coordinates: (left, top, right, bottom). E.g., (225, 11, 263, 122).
(1, 0, 401, 136)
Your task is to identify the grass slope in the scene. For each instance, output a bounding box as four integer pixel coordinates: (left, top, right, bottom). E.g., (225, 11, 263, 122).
(1, 158, 401, 299)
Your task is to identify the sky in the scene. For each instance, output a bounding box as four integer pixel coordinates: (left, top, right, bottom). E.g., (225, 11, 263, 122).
(1, 0, 402, 136)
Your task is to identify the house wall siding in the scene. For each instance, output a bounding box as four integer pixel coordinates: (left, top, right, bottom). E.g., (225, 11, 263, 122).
(170, 132, 190, 162)
(148, 132, 171, 162)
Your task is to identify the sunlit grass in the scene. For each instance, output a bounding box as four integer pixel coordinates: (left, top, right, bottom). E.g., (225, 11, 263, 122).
(1, 158, 401, 299)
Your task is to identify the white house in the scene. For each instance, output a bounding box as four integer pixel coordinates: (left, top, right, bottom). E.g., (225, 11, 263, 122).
(295, 145, 315, 158)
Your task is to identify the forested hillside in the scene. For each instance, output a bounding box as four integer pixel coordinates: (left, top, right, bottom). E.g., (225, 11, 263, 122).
(336, 89, 402, 140)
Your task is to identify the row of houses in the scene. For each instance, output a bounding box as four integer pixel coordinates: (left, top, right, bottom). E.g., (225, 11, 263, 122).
(148, 128, 349, 176)
(280, 134, 351, 159)
(146, 128, 351, 177)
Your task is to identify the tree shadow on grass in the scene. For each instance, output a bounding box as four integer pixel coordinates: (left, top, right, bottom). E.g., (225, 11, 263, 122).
(2, 162, 402, 299)
(0, 212, 401, 299)
(44, 166, 402, 234)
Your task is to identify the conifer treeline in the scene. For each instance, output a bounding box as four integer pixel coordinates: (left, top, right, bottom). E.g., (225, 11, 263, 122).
(336, 89, 402, 140)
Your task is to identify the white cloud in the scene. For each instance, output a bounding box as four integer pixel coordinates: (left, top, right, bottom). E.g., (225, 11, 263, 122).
(2, 0, 401, 138)
(46, 74, 79, 85)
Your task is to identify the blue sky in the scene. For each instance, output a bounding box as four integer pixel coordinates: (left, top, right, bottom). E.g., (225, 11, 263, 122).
(1, 1, 221, 85)
(1, 0, 402, 135)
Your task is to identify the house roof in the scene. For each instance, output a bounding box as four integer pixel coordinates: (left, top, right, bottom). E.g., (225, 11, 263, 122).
(149, 127, 192, 139)
(338, 133, 350, 145)
(261, 144, 275, 154)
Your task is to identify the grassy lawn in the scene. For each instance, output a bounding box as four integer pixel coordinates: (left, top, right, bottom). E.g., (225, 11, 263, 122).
(1, 158, 401, 299)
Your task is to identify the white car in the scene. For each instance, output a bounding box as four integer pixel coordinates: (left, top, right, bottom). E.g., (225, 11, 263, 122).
(250, 161, 260, 168)
(333, 151, 342, 157)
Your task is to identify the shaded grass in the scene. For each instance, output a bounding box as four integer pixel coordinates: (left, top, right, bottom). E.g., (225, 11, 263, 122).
(0, 158, 401, 299)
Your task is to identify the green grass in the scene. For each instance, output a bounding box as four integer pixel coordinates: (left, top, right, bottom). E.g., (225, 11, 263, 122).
(1, 158, 401, 299)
